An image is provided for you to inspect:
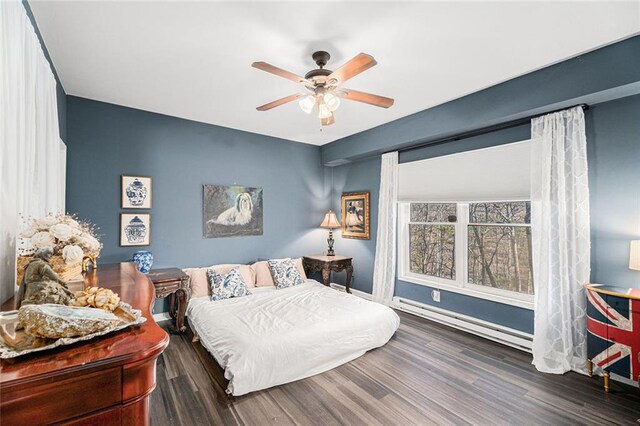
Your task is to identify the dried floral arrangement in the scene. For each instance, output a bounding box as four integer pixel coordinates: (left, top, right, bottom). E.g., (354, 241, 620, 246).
(17, 213, 102, 282)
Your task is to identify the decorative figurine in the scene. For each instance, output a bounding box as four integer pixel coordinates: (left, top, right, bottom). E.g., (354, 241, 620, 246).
(16, 248, 74, 309)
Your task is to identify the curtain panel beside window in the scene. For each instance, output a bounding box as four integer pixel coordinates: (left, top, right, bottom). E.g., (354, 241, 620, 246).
(0, 0, 66, 304)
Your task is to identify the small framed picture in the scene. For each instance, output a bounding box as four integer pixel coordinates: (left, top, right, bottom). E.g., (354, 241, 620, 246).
(121, 175, 152, 209)
(120, 213, 151, 246)
(341, 192, 370, 240)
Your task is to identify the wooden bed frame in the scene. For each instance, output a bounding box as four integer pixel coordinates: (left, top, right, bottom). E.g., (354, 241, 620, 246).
(188, 321, 235, 404)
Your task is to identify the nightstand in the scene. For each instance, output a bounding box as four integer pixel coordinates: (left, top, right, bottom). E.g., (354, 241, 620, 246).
(303, 255, 353, 293)
(147, 267, 191, 332)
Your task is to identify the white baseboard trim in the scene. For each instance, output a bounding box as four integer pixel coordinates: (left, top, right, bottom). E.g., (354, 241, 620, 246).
(330, 283, 372, 300)
(392, 296, 533, 353)
(152, 312, 172, 323)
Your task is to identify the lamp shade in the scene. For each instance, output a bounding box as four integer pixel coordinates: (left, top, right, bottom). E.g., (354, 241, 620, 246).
(630, 240, 640, 271)
(320, 210, 340, 229)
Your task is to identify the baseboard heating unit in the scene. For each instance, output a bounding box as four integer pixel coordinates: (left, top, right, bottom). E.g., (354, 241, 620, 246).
(392, 296, 533, 352)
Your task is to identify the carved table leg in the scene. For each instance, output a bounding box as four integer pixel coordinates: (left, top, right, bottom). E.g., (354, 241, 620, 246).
(174, 289, 187, 333)
(167, 293, 177, 319)
(603, 370, 610, 392)
(322, 265, 331, 287)
(345, 265, 353, 294)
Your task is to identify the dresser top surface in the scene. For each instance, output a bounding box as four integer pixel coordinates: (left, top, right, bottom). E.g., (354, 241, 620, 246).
(584, 283, 640, 300)
(304, 255, 352, 262)
(1, 263, 169, 386)
(146, 267, 188, 283)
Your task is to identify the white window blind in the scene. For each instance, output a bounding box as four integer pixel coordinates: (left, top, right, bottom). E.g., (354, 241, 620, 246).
(398, 140, 531, 202)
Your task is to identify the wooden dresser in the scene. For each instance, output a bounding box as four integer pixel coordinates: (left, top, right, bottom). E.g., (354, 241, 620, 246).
(584, 283, 640, 391)
(0, 263, 169, 425)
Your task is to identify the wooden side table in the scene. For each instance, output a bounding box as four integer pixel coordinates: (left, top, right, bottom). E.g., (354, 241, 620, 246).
(147, 268, 191, 332)
(303, 255, 353, 293)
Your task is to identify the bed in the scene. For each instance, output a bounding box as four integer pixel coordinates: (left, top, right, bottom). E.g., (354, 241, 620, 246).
(187, 279, 400, 396)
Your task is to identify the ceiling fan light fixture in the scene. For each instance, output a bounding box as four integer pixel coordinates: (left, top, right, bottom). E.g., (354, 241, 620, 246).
(323, 92, 341, 112)
(298, 95, 315, 114)
(318, 102, 332, 119)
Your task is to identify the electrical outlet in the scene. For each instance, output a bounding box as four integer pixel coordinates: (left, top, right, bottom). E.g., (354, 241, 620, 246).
(431, 289, 441, 302)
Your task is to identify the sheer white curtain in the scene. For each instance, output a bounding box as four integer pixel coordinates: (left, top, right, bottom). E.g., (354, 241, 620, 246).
(531, 106, 590, 374)
(0, 0, 66, 304)
(372, 152, 398, 305)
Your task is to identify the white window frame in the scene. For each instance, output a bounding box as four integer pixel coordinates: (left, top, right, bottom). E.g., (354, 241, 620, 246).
(398, 201, 534, 310)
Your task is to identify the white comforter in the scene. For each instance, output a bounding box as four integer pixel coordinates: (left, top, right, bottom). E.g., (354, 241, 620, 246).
(187, 280, 400, 396)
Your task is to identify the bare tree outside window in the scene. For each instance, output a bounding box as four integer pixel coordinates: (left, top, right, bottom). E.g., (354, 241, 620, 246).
(467, 202, 534, 294)
(409, 203, 456, 280)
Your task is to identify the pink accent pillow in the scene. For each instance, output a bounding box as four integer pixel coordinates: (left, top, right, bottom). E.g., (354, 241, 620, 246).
(251, 261, 275, 287)
(293, 257, 307, 280)
(184, 264, 256, 298)
(183, 267, 209, 298)
(238, 265, 256, 288)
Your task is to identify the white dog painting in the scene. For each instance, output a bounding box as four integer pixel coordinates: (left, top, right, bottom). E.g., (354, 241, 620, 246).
(214, 192, 253, 225)
(204, 185, 263, 238)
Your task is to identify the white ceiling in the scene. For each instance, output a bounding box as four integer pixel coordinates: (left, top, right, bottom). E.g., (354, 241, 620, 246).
(30, 1, 640, 146)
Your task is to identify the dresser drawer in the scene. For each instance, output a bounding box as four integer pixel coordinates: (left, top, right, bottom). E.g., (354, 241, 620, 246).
(605, 294, 639, 313)
(1, 367, 122, 425)
(155, 281, 181, 297)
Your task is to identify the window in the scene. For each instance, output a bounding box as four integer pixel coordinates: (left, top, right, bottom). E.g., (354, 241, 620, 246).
(408, 203, 456, 280)
(400, 201, 534, 308)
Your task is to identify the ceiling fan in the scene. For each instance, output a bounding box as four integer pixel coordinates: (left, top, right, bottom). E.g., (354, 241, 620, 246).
(252, 51, 394, 126)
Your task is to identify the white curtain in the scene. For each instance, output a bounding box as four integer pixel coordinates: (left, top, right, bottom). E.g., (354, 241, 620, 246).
(0, 0, 66, 304)
(372, 151, 398, 305)
(531, 106, 590, 374)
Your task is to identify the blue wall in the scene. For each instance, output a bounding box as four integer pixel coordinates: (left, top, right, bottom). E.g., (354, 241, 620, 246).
(323, 36, 640, 334)
(588, 95, 640, 288)
(326, 94, 640, 334)
(328, 157, 381, 294)
(65, 97, 329, 289)
(23, 0, 66, 142)
(62, 34, 639, 324)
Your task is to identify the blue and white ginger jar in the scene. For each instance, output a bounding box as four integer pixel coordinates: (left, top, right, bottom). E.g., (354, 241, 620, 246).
(132, 251, 153, 273)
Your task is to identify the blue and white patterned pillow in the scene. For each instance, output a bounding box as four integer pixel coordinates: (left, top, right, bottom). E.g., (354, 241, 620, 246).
(207, 267, 252, 301)
(267, 258, 304, 289)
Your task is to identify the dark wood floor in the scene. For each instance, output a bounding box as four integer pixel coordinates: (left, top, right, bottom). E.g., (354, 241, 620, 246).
(151, 311, 640, 425)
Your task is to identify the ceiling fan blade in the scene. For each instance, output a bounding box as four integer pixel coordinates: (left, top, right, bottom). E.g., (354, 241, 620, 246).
(321, 114, 335, 126)
(327, 53, 377, 85)
(256, 94, 304, 111)
(339, 89, 394, 108)
(252, 62, 313, 86)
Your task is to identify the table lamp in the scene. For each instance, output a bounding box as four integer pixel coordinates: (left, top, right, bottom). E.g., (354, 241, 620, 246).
(320, 210, 341, 256)
(630, 240, 640, 271)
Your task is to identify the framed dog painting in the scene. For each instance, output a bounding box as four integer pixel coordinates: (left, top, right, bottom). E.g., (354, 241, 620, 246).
(122, 175, 152, 209)
(203, 185, 263, 238)
(341, 192, 370, 240)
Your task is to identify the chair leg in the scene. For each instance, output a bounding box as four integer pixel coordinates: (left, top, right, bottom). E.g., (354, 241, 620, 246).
(603, 370, 610, 392)
(587, 359, 593, 377)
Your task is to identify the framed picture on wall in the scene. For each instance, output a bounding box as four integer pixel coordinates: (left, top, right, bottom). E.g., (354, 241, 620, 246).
(203, 184, 264, 238)
(341, 192, 370, 240)
(120, 213, 151, 246)
(121, 175, 152, 209)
